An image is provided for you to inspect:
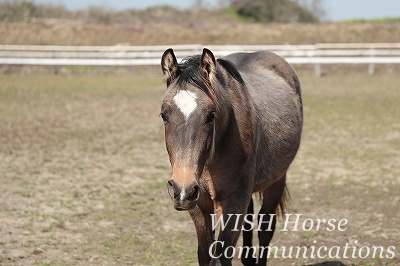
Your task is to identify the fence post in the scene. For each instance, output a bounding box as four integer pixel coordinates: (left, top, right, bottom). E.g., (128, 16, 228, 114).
(314, 63, 322, 77)
(368, 46, 375, 75)
(314, 44, 322, 76)
(368, 63, 375, 76)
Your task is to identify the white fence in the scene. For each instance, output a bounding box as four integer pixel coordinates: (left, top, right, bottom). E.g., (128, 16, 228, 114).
(1, 43, 400, 75)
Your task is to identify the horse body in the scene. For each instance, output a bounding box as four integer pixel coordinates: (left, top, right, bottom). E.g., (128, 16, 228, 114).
(223, 51, 303, 191)
(161, 49, 302, 266)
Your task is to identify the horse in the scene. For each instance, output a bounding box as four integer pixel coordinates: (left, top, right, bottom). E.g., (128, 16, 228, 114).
(160, 48, 303, 266)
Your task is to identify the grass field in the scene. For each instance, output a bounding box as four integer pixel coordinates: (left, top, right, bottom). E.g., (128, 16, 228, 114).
(0, 70, 399, 265)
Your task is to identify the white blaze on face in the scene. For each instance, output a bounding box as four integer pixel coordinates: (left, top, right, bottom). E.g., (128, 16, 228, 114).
(173, 90, 198, 120)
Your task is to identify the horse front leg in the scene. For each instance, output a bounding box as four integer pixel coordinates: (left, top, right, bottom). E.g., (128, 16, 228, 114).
(241, 198, 256, 266)
(189, 196, 215, 266)
(209, 190, 252, 266)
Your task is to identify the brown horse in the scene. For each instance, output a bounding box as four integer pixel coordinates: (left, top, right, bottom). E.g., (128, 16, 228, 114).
(160, 48, 303, 266)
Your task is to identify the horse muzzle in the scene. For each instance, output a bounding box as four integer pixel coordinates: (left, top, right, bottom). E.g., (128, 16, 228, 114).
(167, 179, 200, 211)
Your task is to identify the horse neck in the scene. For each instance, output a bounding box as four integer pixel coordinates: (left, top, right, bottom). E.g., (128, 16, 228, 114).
(213, 69, 255, 160)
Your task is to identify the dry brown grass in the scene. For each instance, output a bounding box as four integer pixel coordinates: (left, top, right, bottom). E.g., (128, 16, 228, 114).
(1, 1, 399, 46)
(1, 20, 400, 45)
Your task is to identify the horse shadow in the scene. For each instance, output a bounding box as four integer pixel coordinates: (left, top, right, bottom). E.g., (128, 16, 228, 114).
(304, 261, 347, 266)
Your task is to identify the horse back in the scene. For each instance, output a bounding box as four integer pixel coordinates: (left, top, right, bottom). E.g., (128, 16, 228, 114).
(222, 51, 301, 97)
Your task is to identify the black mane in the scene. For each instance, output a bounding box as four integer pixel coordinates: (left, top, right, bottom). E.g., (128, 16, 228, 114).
(176, 55, 244, 91)
(176, 55, 206, 91)
(216, 58, 244, 85)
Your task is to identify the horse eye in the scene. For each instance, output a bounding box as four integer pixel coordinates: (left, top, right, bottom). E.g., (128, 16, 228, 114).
(160, 112, 167, 122)
(206, 111, 216, 123)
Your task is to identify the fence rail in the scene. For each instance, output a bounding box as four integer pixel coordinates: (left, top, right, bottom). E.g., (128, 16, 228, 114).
(1, 43, 400, 75)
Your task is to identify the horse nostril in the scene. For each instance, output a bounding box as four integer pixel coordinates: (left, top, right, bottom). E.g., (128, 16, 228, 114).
(167, 180, 180, 199)
(187, 184, 200, 202)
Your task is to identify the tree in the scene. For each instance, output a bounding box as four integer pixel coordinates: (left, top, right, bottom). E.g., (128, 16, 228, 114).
(231, 0, 322, 23)
(194, 0, 203, 9)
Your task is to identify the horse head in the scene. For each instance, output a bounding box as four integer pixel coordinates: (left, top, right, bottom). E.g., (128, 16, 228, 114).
(160, 48, 218, 211)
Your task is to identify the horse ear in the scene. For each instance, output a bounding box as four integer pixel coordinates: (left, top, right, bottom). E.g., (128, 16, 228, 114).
(161, 48, 179, 86)
(200, 48, 216, 80)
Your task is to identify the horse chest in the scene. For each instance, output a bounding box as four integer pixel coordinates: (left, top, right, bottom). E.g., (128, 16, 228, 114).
(200, 171, 218, 200)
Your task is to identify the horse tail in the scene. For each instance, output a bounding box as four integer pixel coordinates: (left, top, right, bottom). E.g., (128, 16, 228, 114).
(257, 182, 290, 219)
(277, 184, 290, 218)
